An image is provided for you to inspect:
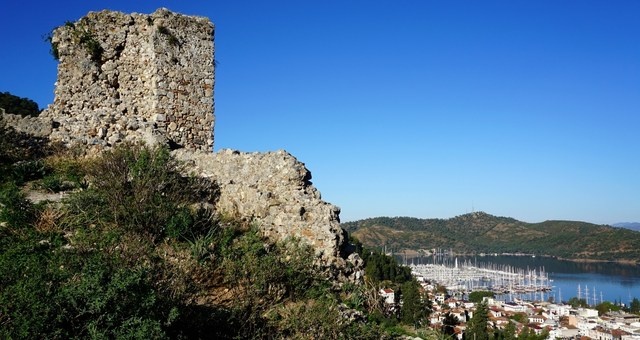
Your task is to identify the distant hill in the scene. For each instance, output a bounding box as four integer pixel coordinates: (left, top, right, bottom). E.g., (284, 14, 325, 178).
(342, 212, 640, 263)
(613, 222, 640, 232)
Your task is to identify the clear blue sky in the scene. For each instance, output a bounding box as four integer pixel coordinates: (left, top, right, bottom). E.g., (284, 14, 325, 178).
(1, 1, 638, 224)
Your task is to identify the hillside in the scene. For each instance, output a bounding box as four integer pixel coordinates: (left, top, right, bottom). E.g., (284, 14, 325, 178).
(0, 8, 433, 337)
(613, 222, 640, 232)
(0, 124, 391, 338)
(342, 212, 640, 263)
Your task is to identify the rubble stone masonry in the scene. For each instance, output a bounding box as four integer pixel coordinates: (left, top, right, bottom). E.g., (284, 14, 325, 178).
(42, 8, 214, 150)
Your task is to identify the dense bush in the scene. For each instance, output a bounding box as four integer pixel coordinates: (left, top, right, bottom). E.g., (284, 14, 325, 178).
(0, 114, 54, 174)
(360, 248, 412, 283)
(1, 143, 402, 338)
(0, 182, 37, 229)
(0, 231, 174, 338)
(0, 92, 40, 117)
(85, 145, 217, 241)
(468, 290, 495, 303)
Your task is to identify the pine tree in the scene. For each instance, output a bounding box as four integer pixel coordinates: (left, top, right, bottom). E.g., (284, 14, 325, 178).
(400, 280, 431, 328)
(502, 321, 517, 340)
(466, 301, 490, 340)
(441, 312, 460, 338)
(630, 298, 640, 314)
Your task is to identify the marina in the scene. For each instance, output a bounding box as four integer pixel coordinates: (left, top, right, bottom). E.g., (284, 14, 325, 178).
(405, 255, 640, 305)
(410, 258, 553, 301)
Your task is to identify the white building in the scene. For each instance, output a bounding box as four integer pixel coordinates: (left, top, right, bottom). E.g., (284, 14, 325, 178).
(380, 288, 395, 305)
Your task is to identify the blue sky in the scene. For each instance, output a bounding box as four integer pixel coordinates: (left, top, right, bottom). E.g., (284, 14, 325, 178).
(1, 1, 638, 224)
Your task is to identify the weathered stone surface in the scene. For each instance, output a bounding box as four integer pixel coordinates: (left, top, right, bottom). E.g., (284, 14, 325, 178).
(40, 8, 214, 151)
(1, 113, 53, 137)
(173, 149, 363, 283)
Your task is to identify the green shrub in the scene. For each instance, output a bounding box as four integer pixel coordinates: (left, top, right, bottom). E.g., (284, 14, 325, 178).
(86, 144, 216, 241)
(0, 236, 59, 338)
(80, 34, 103, 62)
(0, 182, 36, 229)
(157, 25, 180, 46)
(165, 207, 193, 239)
(44, 30, 60, 61)
(0, 138, 405, 338)
(166, 205, 216, 242)
(186, 227, 217, 263)
(468, 290, 495, 303)
(55, 256, 170, 339)
(35, 173, 65, 192)
(222, 227, 322, 304)
(10, 160, 46, 184)
(26, 155, 88, 193)
(0, 240, 173, 339)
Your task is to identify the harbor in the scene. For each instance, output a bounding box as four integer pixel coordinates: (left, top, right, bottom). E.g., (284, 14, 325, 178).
(410, 257, 553, 301)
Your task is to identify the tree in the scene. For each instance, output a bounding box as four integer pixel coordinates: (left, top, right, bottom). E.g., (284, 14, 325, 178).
(469, 290, 495, 303)
(630, 298, 640, 314)
(0, 92, 40, 117)
(510, 313, 528, 324)
(567, 297, 588, 308)
(466, 301, 490, 340)
(441, 312, 460, 338)
(400, 280, 431, 328)
(360, 248, 412, 283)
(501, 321, 517, 340)
(595, 301, 620, 315)
(516, 326, 548, 340)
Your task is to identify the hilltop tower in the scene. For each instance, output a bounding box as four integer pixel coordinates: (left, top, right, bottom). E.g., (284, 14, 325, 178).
(44, 8, 215, 150)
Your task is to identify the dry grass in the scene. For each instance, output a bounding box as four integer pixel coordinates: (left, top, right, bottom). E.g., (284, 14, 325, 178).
(35, 205, 64, 233)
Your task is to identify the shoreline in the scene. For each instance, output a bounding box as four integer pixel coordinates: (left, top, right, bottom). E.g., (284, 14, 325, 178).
(396, 250, 640, 266)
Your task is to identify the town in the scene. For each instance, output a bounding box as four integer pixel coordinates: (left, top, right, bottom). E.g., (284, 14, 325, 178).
(376, 260, 640, 339)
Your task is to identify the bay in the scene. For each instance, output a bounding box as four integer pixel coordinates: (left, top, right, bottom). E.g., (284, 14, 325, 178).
(405, 255, 640, 306)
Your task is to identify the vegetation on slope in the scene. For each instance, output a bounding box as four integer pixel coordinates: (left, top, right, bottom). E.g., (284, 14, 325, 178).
(0, 115, 437, 338)
(0, 91, 41, 117)
(343, 212, 640, 263)
(350, 236, 433, 335)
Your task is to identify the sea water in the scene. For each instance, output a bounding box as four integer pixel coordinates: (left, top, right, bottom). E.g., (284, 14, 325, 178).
(406, 255, 640, 306)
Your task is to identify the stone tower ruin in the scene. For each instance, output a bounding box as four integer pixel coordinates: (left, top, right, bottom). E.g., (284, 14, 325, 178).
(43, 8, 215, 150)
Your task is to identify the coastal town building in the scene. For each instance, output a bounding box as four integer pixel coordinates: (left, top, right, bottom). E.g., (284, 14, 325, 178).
(417, 277, 640, 339)
(380, 288, 395, 306)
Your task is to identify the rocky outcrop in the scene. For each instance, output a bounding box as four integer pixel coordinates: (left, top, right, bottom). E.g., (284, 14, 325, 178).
(41, 8, 214, 150)
(173, 149, 363, 282)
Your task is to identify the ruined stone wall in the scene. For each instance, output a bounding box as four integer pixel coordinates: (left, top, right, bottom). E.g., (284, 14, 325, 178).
(173, 149, 363, 283)
(1, 112, 52, 137)
(41, 8, 214, 150)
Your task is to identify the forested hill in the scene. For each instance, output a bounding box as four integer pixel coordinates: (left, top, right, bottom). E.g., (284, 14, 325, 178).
(342, 212, 640, 263)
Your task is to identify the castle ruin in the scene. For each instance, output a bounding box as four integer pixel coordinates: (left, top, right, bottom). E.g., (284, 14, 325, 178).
(3, 8, 362, 283)
(43, 8, 214, 150)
